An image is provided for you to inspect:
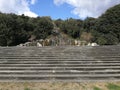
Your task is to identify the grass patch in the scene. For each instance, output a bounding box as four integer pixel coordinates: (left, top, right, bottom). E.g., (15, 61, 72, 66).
(107, 83, 120, 90)
(24, 88, 31, 90)
(41, 89, 47, 90)
(93, 86, 101, 90)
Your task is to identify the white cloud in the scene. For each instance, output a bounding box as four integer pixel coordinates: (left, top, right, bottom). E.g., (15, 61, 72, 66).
(0, 0, 38, 17)
(30, 0, 37, 5)
(54, 0, 120, 19)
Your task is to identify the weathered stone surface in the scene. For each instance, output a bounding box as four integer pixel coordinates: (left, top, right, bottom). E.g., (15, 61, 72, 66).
(0, 46, 119, 82)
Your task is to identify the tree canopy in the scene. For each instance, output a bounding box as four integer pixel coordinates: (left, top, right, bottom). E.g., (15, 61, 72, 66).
(0, 13, 53, 46)
(94, 4, 120, 45)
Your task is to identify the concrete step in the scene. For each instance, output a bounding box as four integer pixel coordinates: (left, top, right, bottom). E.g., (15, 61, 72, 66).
(0, 66, 119, 70)
(0, 46, 119, 82)
(0, 61, 115, 64)
(0, 70, 119, 75)
(0, 58, 119, 61)
(0, 63, 120, 67)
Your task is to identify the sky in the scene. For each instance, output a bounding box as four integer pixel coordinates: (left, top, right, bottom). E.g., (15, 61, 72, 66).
(0, 0, 120, 20)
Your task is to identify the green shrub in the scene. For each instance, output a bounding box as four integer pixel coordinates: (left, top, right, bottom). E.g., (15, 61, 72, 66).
(24, 88, 31, 90)
(93, 86, 101, 90)
(107, 83, 120, 90)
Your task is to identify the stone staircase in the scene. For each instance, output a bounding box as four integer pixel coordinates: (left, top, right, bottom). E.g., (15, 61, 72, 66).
(0, 46, 120, 82)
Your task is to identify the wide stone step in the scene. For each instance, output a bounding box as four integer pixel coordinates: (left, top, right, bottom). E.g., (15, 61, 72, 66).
(0, 46, 119, 82)
(0, 63, 120, 67)
(0, 69, 120, 73)
(0, 74, 119, 81)
(0, 58, 119, 61)
(0, 66, 119, 70)
(0, 73, 120, 76)
(0, 57, 119, 60)
(0, 61, 120, 65)
(0, 77, 119, 82)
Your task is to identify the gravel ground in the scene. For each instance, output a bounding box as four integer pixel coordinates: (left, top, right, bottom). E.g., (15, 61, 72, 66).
(0, 82, 120, 90)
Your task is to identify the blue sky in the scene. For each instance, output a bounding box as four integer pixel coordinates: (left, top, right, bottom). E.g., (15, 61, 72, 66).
(29, 0, 79, 20)
(0, 0, 120, 20)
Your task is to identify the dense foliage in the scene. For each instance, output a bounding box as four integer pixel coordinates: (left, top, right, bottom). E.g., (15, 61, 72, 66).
(0, 4, 120, 46)
(55, 18, 83, 38)
(94, 4, 120, 45)
(0, 14, 53, 46)
(55, 4, 120, 45)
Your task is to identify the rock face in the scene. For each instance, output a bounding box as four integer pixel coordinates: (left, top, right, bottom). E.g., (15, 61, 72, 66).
(0, 46, 120, 82)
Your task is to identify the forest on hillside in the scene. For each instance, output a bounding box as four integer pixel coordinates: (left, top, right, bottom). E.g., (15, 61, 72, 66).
(0, 4, 120, 46)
